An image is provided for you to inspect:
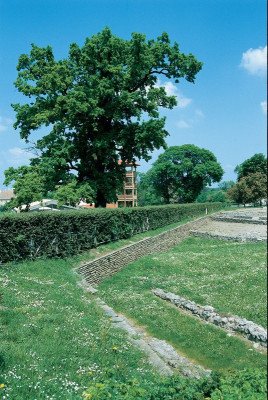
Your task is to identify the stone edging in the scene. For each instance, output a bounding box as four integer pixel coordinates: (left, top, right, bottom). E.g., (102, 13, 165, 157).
(152, 288, 267, 348)
(78, 215, 212, 286)
(78, 278, 211, 378)
(95, 296, 211, 378)
(190, 230, 267, 243)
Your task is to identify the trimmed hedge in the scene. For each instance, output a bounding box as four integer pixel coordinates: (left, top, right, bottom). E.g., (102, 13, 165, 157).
(0, 203, 223, 263)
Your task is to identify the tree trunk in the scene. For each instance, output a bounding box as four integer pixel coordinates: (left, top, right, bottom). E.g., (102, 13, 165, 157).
(95, 188, 107, 208)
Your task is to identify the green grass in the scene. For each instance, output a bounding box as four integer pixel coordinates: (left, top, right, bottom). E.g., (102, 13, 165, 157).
(0, 258, 158, 399)
(98, 237, 267, 372)
(0, 213, 266, 398)
(1, 215, 213, 399)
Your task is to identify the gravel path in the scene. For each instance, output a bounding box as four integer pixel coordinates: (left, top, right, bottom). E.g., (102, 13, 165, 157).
(193, 209, 267, 242)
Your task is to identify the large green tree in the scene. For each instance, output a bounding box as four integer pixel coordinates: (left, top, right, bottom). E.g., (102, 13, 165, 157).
(146, 145, 224, 203)
(9, 27, 202, 207)
(235, 153, 267, 181)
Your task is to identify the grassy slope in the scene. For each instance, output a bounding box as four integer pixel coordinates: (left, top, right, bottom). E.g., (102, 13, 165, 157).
(98, 237, 267, 372)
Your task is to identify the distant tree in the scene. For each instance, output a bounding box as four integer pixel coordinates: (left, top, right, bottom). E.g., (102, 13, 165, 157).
(211, 191, 228, 202)
(4, 166, 44, 210)
(0, 203, 9, 213)
(227, 172, 267, 206)
(147, 145, 224, 203)
(55, 181, 94, 207)
(10, 27, 202, 207)
(235, 153, 267, 181)
(137, 172, 162, 206)
(218, 180, 235, 191)
(196, 189, 227, 203)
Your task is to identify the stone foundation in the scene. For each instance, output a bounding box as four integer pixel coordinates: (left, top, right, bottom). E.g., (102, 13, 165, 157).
(152, 288, 267, 348)
(190, 230, 267, 243)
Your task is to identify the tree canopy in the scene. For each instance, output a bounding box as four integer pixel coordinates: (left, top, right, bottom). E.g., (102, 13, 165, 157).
(145, 145, 224, 203)
(4, 166, 44, 210)
(228, 172, 267, 206)
(8, 27, 202, 207)
(137, 172, 163, 207)
(54, 181, 94, 207)
(196, 188, 227, 203)
(235, 153, 267, 181)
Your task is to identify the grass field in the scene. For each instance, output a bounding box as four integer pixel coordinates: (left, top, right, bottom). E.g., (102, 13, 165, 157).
(0, 258, 160, 399)
(0, 216, 267, 399)
(99, 237, 267, 372)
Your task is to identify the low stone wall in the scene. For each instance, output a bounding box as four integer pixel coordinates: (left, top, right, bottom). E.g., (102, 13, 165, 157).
(190, 230, 267, 243)
(78, 215, 211, 286)
(152, 288, 267, 348)
(210, 210, 267, 225)
(211, 216, 267, 225)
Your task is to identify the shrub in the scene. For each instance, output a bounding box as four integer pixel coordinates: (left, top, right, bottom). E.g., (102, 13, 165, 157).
(0, 202, 223, 263)
(82, 369, 267, 400)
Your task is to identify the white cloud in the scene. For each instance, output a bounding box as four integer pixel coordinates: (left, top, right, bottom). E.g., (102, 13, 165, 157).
(176, 120, 191, 129)
(6, 147, 32, 165)
(195, 109, 205, 118)
(0, 124, 8, 132)
(161, 81, 178, 96)
(176, 92, 192, 108)
(260, 101, 267, 114)
(0, 116, 13, 132)
(240, 46, 267, 76)
(155, 79, 192, 108)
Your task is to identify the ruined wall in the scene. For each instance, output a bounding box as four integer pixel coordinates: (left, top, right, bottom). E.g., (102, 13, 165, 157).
(78, 215, 210, 285)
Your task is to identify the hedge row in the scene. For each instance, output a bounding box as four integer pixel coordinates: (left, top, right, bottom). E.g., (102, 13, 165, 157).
(0, 202, 224, 263)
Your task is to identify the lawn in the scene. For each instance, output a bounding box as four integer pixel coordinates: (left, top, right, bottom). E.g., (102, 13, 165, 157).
(0, 221, 266, 399)
(1, 216, 208, 399)
(98, 237, 267, 372)
(0, 258, 158, 399)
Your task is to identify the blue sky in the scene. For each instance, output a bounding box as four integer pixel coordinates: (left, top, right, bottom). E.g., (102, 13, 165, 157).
(0, 0, 267, 190)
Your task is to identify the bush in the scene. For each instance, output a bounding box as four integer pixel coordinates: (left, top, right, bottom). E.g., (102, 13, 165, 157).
(0, 203, 223, 263)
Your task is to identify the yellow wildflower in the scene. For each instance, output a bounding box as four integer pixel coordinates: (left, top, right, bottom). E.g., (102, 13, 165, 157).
(113, 346, 118, 350)
(0, 384, 4, 388)
(88, 371, 92, 375)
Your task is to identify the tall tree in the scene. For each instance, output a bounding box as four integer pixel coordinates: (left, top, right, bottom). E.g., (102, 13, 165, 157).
(235, 153, 267, 181)
(10, 27, 202, 207)
(146, 145, 224, 203)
